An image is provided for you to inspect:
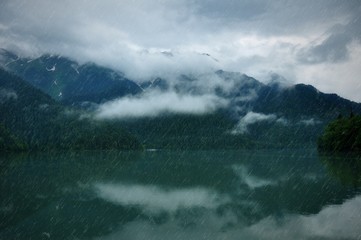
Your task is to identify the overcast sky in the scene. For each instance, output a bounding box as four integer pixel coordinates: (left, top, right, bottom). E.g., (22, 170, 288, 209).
(1, 0, 360, 102)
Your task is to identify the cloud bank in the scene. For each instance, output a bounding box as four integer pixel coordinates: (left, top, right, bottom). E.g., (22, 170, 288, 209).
(95, 91, 228, 119)
(0, 0, 360, 101)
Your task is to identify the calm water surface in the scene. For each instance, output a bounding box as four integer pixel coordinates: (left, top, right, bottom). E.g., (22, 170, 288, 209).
(1, 149, 360, 240)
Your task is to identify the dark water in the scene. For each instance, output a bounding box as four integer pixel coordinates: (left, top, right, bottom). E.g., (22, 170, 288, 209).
(1, 149, 361, 240)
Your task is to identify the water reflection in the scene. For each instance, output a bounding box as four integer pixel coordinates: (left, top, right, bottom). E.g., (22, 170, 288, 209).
(0, 150, 361, 239)
(320, 153, 361, 187)
(96, 195, 361, 240)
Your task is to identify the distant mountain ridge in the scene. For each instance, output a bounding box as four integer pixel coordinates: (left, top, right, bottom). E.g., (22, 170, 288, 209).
(0, 67, 141, 151)
(1, 49, 361, 149)
(0, 49, 143, 104)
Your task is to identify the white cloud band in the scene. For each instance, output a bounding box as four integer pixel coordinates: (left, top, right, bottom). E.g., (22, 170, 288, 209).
(95, 91, 228, 119)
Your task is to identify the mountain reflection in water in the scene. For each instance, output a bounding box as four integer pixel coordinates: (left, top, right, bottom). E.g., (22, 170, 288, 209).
(0, 149, 360, 240)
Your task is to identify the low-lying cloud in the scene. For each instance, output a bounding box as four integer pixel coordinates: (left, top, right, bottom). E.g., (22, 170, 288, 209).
(95, 91, 228, 119)
(231, 111, 281, 134)
(231, 112, 323, 134)
(94, 182, 228, 214)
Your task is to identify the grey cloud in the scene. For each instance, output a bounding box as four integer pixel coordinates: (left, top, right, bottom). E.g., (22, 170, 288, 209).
(1, 0, 222, 82)
(0, 0, 209, 54)
(302, 33, 352, 63)
(192, 0, 361, 35)
(297, 33, 352, 64)
(0, 0, 361, 101)
(1, 0, 359, 56)
(193, 0, 269, 21)
(298, 10, 361, 64)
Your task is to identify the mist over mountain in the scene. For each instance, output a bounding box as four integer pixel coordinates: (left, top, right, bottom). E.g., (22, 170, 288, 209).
(1, 2, 361, 239)
(1, 49, 360, 149)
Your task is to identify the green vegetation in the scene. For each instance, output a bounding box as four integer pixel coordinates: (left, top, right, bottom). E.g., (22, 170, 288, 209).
(318, 114, 361, 153)
(118, 112, 323, 150)
(3, 49, 361, 151)
(0, 124, 27, 151)
(0, 68, 142, 151)
(35, 117, 142, 151)
(320, 153, 361, 187)
(120, 113, 253, 150)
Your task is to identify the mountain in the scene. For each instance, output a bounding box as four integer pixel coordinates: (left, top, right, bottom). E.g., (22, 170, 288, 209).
(2, 49, 361, 149)
(0, 49, 143, 104)
(119, 73, 361, 149)
(140, 77, 170, 91)
(253, 83, 361, 120)
(0, 68, 141, 151)
(3, 49, 358, 121)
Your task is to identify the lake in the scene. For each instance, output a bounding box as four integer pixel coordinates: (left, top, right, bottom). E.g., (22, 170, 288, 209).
(1, 149, 361, 240)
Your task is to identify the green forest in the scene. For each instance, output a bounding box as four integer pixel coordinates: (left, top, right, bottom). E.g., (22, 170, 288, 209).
(0, 68, 142, 152)
(318, 114, 361, 153)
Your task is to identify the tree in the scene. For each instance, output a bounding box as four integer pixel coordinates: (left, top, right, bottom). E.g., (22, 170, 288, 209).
(318, 115, 361, 153)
